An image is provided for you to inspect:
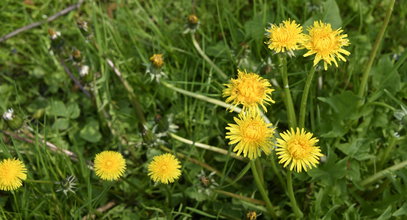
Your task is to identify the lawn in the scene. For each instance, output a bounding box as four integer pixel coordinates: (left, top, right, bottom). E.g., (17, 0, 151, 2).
(0, 0, 406, 219)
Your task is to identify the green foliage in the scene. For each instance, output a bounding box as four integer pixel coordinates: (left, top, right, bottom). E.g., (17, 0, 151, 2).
(0, 0, 406, 219)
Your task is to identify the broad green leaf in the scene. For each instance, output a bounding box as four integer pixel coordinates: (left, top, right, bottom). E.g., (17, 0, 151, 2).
(336, 138, 372, 161)
(308, 148, 346, 185)
(52, 118, 69, 130)
(323, 0, 342, 29)
(79, 120, 102, 143)
(67, 103, 80, 119)
(318, 91, 361, 120)
(244, 14, 265, 42)
(372, 56, 401, 93)
(48, 100, 69, 117)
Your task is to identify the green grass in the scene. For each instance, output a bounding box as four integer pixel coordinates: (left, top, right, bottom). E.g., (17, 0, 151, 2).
(0, 0, 406, 219)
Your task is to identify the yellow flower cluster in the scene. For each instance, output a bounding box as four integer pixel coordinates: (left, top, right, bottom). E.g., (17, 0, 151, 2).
(266, 19, 350, 70)
(93, 151, 182, 184)
(223, 69, 323, 171)
(224, 69, 276, 160)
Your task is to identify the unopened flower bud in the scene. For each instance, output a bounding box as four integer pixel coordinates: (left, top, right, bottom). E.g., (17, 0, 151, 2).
(150, 54, 164, 68)
(187, 14, 199, 25)
(72, 49, 82, 63)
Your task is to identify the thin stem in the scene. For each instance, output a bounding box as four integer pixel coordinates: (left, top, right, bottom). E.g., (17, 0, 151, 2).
(191, 33, 228, 80)
(213, 189, 266, 205)
(255, 159, 264, 185)
(298, 66, 316, 128)
(169, 133, 246, 161)
(162, 81, 271, 124)
(286, 171, 303, 218)
(360, 159, 407, 187)
(250, 160, 277, 219)
(162, 81, 241, 112)
(279, 55, 297, 128)
(164, 184, 173, 208)
(357, 0, 395, 100)
(269, 154, 286, 190)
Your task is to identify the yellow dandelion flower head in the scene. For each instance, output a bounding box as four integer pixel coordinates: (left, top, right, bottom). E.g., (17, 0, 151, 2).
(0, 158, 27, 191)
(148, 153, 181, 184)
(94, 151, 126, 181)
(150, 54, 164, 68)
(265, 19, 306, 54)
(223, 70, 275, 113)
(303, 21, 350, 70)
(276, 128, 323, 172)
(226, 111, 275, 160)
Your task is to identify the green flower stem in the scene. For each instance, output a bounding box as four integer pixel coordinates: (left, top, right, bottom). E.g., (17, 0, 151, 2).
(169, 133, 246, 161)
(162, 81, 241, 113)
(298, 66, 316, 128)
(164, 184, 173, 208)
(162, 81, 271, 124)
(287, 171, 304, 219)
(255, 159, 265, 185)
(279, 55, 297, 128)
(250, 160, 277, 219)
(357, 0, 395, 100)
(360, 159, 407, 187)
(191, 33, 228, 80)
(213, 189, 267, 206)
(269, 154, 286, 190)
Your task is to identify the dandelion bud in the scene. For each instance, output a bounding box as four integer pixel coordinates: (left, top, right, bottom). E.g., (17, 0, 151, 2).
(183, 14, 200, 34)
(72, 49, 82, 63)
(149, 54, 164, 68)
(246, 211, 258, 220)
(187, 14, 199, 25)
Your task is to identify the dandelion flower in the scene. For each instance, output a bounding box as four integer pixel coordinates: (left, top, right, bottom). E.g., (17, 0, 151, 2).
(303, 21, 350, 70)
(150, 54, 164, 68)
(276, 128, 323, 172)
(94, 151, 126, 181)
(226, 111, 275, 160)
(223, 70, 275, 113)
(148, 153, 181, 184)
(0, 158, 27, 191)
(265, 19, 306, 55)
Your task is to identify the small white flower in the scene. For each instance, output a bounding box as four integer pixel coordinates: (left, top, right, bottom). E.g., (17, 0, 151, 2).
(2, 109, 14, 121)
(79, 65, 90, 77)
